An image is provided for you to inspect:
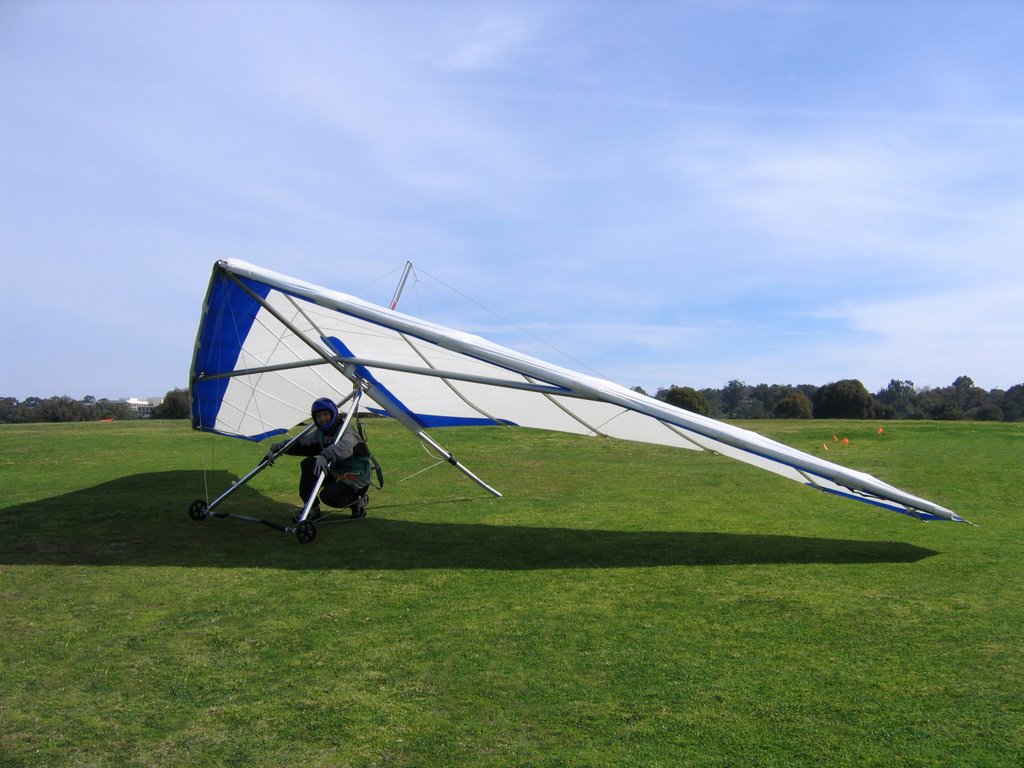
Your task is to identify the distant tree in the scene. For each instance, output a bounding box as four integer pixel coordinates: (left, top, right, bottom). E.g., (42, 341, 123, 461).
(749, 383, 803, 418)
(875, 379, 919, 418)
(93, 399, 134, 421)
(699, 387, 724, 417)
(1000, 384, 1024, 421)
(36, 396, 90, 423)
(735, 396, 766, 419)
(631, 385, 649, 397)
(774, 391, 812, 419)
(948, 375, 987, 413)
(812, 379, 873, 419)
(720, 379, 748, 417)
(0, 397, 17, 423)
(917, 388, 962, 420)
(664, 385, 711, 416)
(987, 388, 1007, 416)
(153, 388, 190, 419)
(795, 384, 818, 400)
(872, 401, 898, 420)
(967, 403, 1004, 421)
(648, 378, 1024, 423)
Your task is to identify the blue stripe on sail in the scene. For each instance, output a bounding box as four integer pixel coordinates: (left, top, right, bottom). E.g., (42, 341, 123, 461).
(816, 486, 943, 521)
(323, 336, 518, 430)
(322, 335, 431, 429)
(201, 426, 290, 443)
(363, 407, 515, 428)
(191, 272, 272, 432)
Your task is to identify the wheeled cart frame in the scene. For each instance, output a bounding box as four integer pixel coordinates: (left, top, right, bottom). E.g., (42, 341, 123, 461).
(189, 390, 364, 543)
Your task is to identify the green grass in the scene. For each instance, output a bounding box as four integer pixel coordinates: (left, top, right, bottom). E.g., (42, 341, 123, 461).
(1, 418, 1021, 767)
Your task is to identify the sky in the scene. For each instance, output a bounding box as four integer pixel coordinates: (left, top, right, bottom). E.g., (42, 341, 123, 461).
(2, 0, 1023, 401)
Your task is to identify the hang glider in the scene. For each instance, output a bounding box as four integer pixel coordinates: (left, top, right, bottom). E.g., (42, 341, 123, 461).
(189, 258, 967, 539)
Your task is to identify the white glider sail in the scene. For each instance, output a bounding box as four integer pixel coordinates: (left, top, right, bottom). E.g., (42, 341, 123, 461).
(190, 259, 966, 523)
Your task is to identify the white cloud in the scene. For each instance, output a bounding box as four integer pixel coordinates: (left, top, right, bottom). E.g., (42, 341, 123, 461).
(440, 16, 539, 72)
(822, 281, 1024, 391)
(671, 128, 972, 262)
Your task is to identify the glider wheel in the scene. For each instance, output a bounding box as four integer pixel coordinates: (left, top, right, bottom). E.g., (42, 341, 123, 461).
(295, 520, 317, 544)
(189, 499, 208, 521)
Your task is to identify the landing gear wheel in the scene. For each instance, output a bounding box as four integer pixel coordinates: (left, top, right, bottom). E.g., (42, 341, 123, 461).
(189, 499, 208, 521)
(295, 520, 317, 544)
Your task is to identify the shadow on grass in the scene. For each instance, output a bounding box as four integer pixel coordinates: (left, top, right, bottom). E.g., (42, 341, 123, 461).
(0, 471, 938, 569)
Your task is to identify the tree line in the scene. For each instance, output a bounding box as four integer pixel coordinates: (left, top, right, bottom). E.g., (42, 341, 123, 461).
(0, 389, 191, 424)
(649, 375, 1024, 421)
(4, 377, 1023, 424)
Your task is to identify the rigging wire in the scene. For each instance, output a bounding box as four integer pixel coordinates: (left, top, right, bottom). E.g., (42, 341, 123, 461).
(399, 458, 448, 484)
(410, 265, 609, 379)
(336, 260, 599, 382)
(351, 262, 416, 304)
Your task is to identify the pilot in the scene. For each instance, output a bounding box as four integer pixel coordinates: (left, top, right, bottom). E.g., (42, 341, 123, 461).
(265, 398, 371, 519)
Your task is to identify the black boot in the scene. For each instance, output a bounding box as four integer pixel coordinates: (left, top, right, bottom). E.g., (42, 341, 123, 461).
(350, 494, 367, 519)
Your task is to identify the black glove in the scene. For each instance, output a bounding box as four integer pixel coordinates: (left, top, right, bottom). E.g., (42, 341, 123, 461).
(264, 441, 287, 466)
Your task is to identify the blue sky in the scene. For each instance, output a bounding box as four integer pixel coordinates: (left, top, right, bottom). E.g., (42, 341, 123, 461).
(3, 0, 1022, 401)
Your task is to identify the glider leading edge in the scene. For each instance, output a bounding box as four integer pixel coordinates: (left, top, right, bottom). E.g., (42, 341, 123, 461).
(189, 259, 968, 531)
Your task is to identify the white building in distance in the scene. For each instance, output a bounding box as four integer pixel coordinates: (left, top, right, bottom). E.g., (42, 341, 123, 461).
(121, 396, 164, 417)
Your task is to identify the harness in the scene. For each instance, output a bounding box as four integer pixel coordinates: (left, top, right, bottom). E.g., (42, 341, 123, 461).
(357, 419, 386, 490)
(315, 419, 384, 490)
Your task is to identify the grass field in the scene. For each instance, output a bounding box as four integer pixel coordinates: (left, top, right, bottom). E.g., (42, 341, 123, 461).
(1, 418, 1021, 767)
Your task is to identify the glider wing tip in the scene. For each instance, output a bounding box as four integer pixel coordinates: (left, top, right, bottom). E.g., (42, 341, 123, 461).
(917, 509, 972, 525)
